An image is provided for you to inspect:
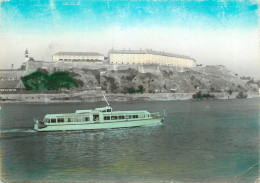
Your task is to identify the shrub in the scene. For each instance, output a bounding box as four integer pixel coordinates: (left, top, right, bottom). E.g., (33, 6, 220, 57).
(73, 78, 84, 87)
(192, 91, 215, 99)
(236, 91, 248, 99)
(126, 85, 144, 94)
(227, 89, 233, 95)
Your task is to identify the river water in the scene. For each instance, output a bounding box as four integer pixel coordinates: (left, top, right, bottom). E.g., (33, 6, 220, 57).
(0, 98, 259, 182)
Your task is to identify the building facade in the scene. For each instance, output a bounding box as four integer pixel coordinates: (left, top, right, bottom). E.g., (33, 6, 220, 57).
(53, 52, 104, 62)
(0, 80, 25, 92)
(109, 49, 196, 68)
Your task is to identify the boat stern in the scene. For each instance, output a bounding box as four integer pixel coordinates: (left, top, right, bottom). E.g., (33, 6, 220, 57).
(160, 117, 164, 123)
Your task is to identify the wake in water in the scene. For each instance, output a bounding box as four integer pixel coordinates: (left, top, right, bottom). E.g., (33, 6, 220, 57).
(143, 123, 163, 127)
(0, 129, 36, 134)
(0, 126, 163, 134)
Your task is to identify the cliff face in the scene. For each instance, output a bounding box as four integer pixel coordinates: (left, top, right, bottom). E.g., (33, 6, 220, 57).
(100, 65, 252, 93)
(25, 61, 254, 94)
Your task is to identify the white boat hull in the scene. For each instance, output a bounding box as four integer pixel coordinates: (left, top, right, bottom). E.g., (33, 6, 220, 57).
(34, 118, 163, 132)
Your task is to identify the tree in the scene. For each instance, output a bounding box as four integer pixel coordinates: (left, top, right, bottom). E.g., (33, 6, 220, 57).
(227, 89, 233, 95)
(22, 72, 49, 91)
(22, 71, 77, 91)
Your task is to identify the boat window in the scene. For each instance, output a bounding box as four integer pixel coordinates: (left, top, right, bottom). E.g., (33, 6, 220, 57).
(139, 114, 145, 118)
(44, 118, 50, 123)
(111, 116, 118, 120)
(65, 118, 73, 122)
(118, 116, 125, 119)
(64, 118, 72, 122)
(57, 118, 64, 123)
(51, 118, 56, 123)
(128, 115, 132, 119)
(93, 115, 99, 121)
(104, 116, 110, 120)
(84, 117, 90, 121)
(133, 115, 138, 118)
(107, 109, 111, 112)
(74, 117, 81, 122)
(102, 110, 106, 112)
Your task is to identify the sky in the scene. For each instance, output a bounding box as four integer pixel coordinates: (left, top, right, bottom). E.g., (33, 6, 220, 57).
(0, 0, 259, 78)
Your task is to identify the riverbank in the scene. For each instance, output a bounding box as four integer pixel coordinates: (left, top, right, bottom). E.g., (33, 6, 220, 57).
(0, 91, 259, 103)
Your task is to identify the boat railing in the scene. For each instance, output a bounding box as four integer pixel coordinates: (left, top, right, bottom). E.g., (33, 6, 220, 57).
(150, 112, 162, 118)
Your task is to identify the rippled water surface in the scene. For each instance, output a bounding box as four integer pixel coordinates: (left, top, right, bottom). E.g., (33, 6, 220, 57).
(0, 98, 259, 182)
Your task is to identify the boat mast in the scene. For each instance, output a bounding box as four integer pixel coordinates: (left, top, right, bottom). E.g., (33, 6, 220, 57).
(103, 95, 111, 107)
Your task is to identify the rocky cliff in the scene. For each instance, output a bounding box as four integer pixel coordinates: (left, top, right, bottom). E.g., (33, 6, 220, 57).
(25, 60, 255, 94)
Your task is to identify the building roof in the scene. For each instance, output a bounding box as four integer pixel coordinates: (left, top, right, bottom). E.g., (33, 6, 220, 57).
(0, 80, 25, 89)
(109, 49, 193, 59)
(0, 71, 25, 80)
(109, 50, 146, 54)
(54, 52, 103, 56)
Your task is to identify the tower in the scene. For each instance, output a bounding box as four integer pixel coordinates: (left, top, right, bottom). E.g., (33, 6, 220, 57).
(25, 49, 29, 62)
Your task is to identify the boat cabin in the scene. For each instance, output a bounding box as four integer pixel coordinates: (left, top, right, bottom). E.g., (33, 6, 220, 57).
(35, 95, 164, 131)
(40, 106, 155, 125)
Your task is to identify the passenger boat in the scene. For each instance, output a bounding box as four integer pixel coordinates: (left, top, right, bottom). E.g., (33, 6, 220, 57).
(34, 96, 165, 132)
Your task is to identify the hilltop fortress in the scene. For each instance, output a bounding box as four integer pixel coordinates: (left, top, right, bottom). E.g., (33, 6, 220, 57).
(0, 48, 258, 103)
(52, 49, 196, 68)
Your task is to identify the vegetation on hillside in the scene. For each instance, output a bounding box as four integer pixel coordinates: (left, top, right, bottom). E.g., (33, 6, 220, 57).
(22, 63, 253, 94)
(125, 85, 144, 94)
(21, 71, 78, 91)
(192, 91, 215, 99)
(236, 91, 248, 99)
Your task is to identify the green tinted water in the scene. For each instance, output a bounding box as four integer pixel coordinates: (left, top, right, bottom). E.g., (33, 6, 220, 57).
(0, 98, 259, 182)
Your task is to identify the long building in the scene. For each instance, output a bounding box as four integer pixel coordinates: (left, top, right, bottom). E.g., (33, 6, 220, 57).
(0, 80, 25, 92)
(53, 52, 104, 62)
(109, 49, 196, 68)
